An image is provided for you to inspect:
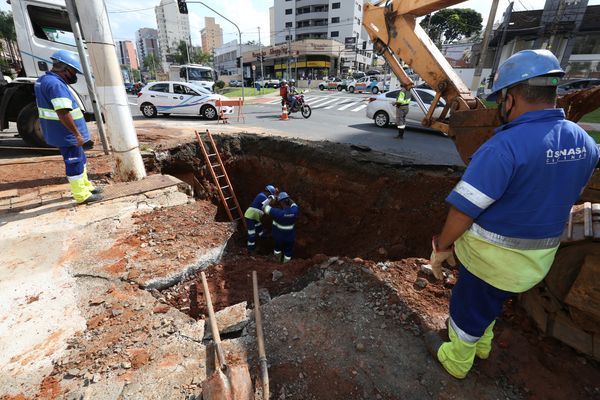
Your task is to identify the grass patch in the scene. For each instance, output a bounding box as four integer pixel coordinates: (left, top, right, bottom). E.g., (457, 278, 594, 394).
(217, 87, 278, 98)
(587, 131, 600, 143)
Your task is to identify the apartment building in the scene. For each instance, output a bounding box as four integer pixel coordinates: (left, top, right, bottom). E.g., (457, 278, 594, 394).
(135, 28, 160, 70)
(200, 17, 223, 54)
(155, 0, 191, 69)
(116, 40, 139, 70)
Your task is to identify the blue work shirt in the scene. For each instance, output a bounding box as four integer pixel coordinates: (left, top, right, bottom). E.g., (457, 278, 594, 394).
(447, 108, 598, 240)
(265, 203, 299, 242)
(34, 71, 89, 147)
(244, 192, 269, 222)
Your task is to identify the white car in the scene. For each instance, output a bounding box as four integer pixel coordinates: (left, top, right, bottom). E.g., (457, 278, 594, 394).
(137, 81, 233, 119)
(366, 87, 446, 133)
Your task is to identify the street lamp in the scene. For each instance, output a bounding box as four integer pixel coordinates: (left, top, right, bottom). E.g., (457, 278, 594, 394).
(187, 1, 244, 100)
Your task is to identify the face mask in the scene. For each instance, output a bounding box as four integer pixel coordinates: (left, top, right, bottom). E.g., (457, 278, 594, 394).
(497, 90, 514, 125)
(65, 69, 78, 84)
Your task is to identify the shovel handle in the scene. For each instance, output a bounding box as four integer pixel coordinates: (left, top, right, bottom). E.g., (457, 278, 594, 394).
(253, 271, 270, 400)
(201, 271, 227, 369)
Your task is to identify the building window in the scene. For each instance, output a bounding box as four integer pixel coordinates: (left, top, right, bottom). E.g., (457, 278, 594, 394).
(285, 8, 293, 15)
(331, 31, 339, 38)
(285, 35, 292, 41)
(331, 17, 339, 23)
(285, 22, 292, 27)
(332, 2, 340, 9)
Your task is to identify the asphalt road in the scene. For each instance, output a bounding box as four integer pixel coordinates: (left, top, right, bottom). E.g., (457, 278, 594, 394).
(130, 90, 464, 166)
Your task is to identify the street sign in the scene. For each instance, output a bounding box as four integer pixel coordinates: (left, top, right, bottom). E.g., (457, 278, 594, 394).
(345, 44, 355, 50)
(345, 37, 356, 44)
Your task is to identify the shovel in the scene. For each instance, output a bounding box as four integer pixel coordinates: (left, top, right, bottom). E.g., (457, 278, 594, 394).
(252, 271, 269, 400)
(200, 271, 253, 400)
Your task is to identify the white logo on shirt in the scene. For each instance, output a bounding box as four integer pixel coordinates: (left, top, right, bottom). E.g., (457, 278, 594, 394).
(546, 147, 587, 164)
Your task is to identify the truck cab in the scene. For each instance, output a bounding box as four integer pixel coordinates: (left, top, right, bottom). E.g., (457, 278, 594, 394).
(2, 0, 91, 146)
(169, 64, 217, 92)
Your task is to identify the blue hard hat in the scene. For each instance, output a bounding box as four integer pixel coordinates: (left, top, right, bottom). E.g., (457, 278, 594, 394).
(489, 49, 564, 99)
(50, 50, 83, 74)
(277, 192, 289, 201)
(265, 185, 276, 195)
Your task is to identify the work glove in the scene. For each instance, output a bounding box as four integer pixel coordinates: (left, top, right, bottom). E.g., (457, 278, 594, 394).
(261, 195, 275, 211)
(429, 236, 456, 280)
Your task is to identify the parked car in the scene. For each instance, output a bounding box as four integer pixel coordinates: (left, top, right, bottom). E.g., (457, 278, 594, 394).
(137, 81, 233, 119)
(366, 88, 446, 133)
(229, 80, 242, 87)
(263, 79, 281, 88)
(348, 76, 385, 94)
(318, 77, 347, 91)
(557, 79, 600, 95)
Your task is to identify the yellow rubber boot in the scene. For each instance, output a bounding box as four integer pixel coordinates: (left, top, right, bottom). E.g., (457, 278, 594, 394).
(475, 321, 496, 359)
(437, 323, 477, 379)
(82, 165, 96, 192)
(68, 176, 93, 203)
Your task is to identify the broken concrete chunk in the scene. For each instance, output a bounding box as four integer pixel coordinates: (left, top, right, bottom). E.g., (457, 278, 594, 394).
(415, 278, 428, 290)
(204, 302, 248, 339)
(179, 319, 206, 342)
(153, 303, 171, 314)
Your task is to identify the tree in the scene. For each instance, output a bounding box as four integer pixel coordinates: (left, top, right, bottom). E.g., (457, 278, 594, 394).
(421, 8, 482, 46)
(173, 40, 189, 65)
(143, 54, 159, 75)
(0, 11, 18, 70)
(191, 49, 212, 65)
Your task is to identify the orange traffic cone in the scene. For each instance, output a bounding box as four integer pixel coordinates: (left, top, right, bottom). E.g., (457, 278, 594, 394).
(218, 109, 229, 124)
(280, 103, 289, 121)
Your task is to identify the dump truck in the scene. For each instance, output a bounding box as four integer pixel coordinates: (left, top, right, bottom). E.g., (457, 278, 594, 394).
(363, 0, 600, 358)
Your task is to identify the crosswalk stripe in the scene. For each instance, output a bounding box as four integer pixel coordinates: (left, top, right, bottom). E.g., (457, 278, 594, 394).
(337, 101, 361, 111)
(325, 98, 354, 109)
(312, 98, 339, 108)
(266, 98, 281, 104)
(351, 104, 368, 112)
(308, 97, 337, 107)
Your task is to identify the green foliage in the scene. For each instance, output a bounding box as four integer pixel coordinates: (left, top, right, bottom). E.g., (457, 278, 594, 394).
(174, 40, 189, 65)
(143, 54, 159, 72)
(191, 50, 212, 65)
(214, 80, 225, 89)
(421, 8, 482, 46)
(0, 11, 16, 42)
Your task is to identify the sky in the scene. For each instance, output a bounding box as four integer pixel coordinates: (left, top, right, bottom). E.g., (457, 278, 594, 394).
(1, 0, 599, 48)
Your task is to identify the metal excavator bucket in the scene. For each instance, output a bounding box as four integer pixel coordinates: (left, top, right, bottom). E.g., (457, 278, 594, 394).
(449, 108, 501, 164)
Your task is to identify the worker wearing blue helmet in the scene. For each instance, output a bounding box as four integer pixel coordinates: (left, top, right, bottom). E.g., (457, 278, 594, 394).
(34, 50, 102, 204)
(263, 191, 299, 263)
(425, 49, 599, 379)
(244, 184, 278, 254)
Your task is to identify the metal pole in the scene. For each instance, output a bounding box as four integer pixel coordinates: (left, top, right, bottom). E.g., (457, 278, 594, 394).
(354, 33, 359, 71)
(470, 0, 500, 91)
(64, 0, 109, 155)
(490, 2, 514, 88)
(188, 1, 243, 100)
(74, 0, 146, 181)
(287, 27, 291, 79)
(258, 26, 264, 80)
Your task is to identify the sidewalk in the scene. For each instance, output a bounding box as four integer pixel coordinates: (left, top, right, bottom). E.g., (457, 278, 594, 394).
(579, 121, 600, 132)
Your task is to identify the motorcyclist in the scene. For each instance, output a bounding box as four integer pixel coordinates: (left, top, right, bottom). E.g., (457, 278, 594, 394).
(287, 79, 298, 111)
(279, 79, 298, 112)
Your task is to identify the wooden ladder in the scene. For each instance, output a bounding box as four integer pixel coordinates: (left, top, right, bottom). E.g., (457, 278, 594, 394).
(195, 130, 247, 230)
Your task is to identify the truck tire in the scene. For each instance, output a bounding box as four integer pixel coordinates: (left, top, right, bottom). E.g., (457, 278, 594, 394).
(17, 102, 49, 147)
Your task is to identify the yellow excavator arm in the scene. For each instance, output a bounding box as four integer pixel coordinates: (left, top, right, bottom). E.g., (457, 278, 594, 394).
(362, 0, 599, 164)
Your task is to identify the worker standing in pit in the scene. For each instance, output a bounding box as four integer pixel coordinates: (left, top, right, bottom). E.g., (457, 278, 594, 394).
(34, 50, 102, 204)
(424, 49, 599, 380)
(394, 84, 411, 139)
(244, 185, 278, 254)
(263, 192, 299, 263)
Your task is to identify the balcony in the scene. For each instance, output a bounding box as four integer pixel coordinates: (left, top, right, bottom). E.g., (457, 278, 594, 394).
(296, 11, 329, 21)
(295, 0, 329, 7)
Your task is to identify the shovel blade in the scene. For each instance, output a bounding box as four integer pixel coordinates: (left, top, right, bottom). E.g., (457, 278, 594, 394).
(202, 366, 253, 400)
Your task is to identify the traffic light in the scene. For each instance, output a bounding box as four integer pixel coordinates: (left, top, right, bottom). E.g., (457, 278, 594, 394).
(362, 41, 367, 50)
(177, 0, 188, 14)
(236, 57, 241, 68)
(256, 55, 261, 62)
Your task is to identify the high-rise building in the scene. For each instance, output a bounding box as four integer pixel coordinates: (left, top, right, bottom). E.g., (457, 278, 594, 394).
(269, 6, 275, 43)
(155, 0, 191, 69)
(272, 0, 372, 71)
(135, 28, 160, 70)
(200, 17, 223, 54)
(116, 40, 139, 70)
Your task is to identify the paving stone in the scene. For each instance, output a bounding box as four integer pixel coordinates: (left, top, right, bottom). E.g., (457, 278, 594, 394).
(204, 302, 249, 339)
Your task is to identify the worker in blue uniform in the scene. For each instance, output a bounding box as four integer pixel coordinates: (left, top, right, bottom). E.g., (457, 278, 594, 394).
(263, 192, 299, 263)
(244, 184, 277, 254)
(424, 49, 599, 379)
(34, 50, 102, 204)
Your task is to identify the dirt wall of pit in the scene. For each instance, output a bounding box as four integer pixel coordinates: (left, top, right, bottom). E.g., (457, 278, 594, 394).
(149, 134, 462, 261)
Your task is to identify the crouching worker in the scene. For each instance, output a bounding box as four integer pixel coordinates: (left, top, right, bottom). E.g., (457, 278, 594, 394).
(244, 184, 277, 254)
(263, 192, 299, 263)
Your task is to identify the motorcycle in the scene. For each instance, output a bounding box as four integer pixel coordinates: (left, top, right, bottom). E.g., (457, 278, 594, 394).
(282, 93, 311, 119)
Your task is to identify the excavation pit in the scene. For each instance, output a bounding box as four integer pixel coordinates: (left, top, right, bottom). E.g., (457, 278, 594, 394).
(143, 134, 599, 400)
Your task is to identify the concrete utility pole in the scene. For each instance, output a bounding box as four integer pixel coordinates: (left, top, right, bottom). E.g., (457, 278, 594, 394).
(490, 2, 514, 88)
(470, 0, 500, 91)
(189, 1, 244, 100)
(287, 27, 292, 79)
(64, 0, 109, 155)
(258, 26, 264, 80)
(73, 0, 146, 181)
